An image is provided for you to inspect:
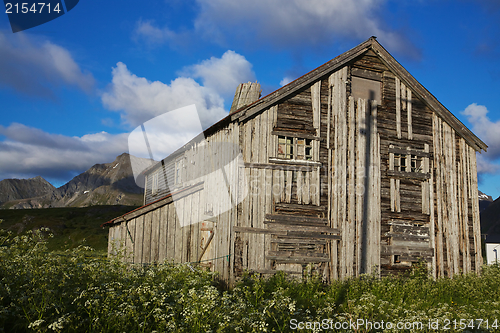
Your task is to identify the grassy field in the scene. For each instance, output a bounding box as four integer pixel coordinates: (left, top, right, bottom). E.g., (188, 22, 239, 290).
(0, 205, 137, 251)
(1, 227, 499, 332)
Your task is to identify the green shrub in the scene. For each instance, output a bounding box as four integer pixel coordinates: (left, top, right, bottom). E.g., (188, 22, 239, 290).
(1, 228, 499, 332)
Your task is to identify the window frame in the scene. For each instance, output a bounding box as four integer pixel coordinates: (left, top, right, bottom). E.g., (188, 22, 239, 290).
(277, 135, 313, 161)
(151, 172, 159, 196)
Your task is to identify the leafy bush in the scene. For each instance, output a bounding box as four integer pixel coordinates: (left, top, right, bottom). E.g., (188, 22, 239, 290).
(1, 228, 499, 332)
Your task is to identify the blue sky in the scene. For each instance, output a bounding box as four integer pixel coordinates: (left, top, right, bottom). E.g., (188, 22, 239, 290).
(1, 0, 500, 198)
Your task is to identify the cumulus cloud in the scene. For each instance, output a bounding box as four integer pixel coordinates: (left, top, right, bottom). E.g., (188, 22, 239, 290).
(101, 62, 228, 129)
(0, 32, 94, 97)
(461, 103, 500, 174)
(102, 50, 254, 129)
(0, 124, 129, 183)
(193, 0, 412, 55)
(180, 50, 255, 98)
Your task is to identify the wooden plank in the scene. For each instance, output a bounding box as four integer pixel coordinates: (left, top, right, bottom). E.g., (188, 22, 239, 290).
(396, 77, 401, 139)
(267, 250, 328, 258)
(134, 216, 144, 264)
(450, 123, 460, 276)
(265, 213, 328, 224)
(268, 158, 321, 167)
(387, 170, 431, 180)
(174, 199, 184, 263)
(470, 145, 482, 272)
(304, 171, 311, 205)
(271, 238, 328, 245)
(388, 147, 431, 158)
(158, 205, 168, 262)
(297, 169, 303, 204)
(407, 88, 413, 139)
(249, 269, 302, 275)
(266, 255, 331, 263)
(254, 114, 264, 271)
(260, 109, 270, 271)
(422, 144, 430, 215)
(355, 98, 366, 276)
(346, 96, 355, 278)
(166, 203, 176, 261)
(351, 67, 382, 81)
(142, 212, 152, 264)
(107, 225, 114, 257)
(150, 208, 160, 263)
(433, 115, 443, 277)
(271, 130, 321, 141)
(285, 170, 293, 203)
(429, 158, 436, 278)
(264, 222, 340, 233)
(125, 218, 136, 263)
(335, 68, 348, 279)
(370, 100, 381, 276)
(191, 191, 200, 263)
(311, 80, 321, 137)
(381, 245, 434, 256)
(234, 226, 286, 235)
(389, 144, 395, 212)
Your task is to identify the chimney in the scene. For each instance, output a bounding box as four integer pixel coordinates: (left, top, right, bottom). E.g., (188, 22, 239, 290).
(229, 82, 262, 114)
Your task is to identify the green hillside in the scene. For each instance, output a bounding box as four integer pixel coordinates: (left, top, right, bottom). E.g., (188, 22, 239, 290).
(0, 205, 138, 252)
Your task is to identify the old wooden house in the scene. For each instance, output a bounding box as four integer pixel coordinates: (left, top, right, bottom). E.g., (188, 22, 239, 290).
(105, 37, 486, 284)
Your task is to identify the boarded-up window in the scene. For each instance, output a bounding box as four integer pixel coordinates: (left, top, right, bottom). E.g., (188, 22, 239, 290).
(351, 76, 381, 103)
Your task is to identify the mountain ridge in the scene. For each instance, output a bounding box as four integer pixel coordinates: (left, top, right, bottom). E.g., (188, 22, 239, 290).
(0, 153, 147, 209)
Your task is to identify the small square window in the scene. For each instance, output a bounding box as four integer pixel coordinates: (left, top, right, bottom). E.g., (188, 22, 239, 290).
(278, 136, 313, 160)
(411, 155, 423, 173)
(278, 136, 294, 159)
(151, 172, 159, 195)
(394, 153, 406, 172)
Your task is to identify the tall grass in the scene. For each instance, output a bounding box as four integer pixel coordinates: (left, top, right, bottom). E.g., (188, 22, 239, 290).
(1, 228, 499, 332)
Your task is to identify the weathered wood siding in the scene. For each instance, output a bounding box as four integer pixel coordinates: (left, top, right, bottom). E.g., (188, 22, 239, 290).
(432, 115, 482, 277)
(108, 122, 240, 284)
(234, 63, 381, 281)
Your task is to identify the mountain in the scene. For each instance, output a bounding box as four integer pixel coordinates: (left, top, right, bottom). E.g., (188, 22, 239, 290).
(478, 190, 493, 212)
(1, 153, 148, 209)
(481, 194, 500, 235)
(0, 176, 55, 205)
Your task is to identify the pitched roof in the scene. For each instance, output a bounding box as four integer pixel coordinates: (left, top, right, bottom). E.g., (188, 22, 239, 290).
(230, 36, 487, 152)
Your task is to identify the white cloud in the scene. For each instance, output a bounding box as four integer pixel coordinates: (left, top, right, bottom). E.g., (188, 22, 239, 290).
(180, 50, 255, 98)
(461, 103, 500, 174)
(0, 124, 128, 182)
(133, 19, 177, 45)
(193, 0, 410, 53)
(0, 32, 94, 97)
(476, 154, 500, 174)
(280, 76, 294, 86)
(101, 50, 254, 129)
(101, 62, 227, 129)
